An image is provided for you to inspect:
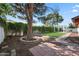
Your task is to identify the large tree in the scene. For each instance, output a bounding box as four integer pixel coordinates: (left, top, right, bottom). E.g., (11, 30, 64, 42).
(11, 3, 47, 40)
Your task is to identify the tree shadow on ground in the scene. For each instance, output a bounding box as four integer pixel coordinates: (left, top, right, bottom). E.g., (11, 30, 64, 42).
(31, 42, 79, 56)
(0, 36, 42, 56)
(65, 37, 79, 44)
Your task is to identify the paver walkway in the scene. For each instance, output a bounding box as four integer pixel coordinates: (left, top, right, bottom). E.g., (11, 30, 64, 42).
(69, 32, 79, 37)
(29, 32, 79, 56)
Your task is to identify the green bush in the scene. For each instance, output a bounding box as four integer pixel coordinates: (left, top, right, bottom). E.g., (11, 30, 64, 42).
(0, 18, 6, 27)
(0, 18, 8, 37)
(23, 23, 27, 35)
(14, 22, 24, 32)
(7, 22, 24, 31)
(7, 22, 16, 32)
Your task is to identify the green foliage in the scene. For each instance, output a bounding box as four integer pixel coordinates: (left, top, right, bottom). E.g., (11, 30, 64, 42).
(11, 3, 47, 20)
(0, 18, 8, 37)
(0, 20, 61, 35)
(38, 11, 63, 26)
(33, 26, 54, 33)
(7, 22, 16, 31)
(7, 22, 25, 32)
(4, 21, 61, 34)
(0, 4, 15, 36)
(14, 22, 24, 32)
(0, 18, 6, 27)
(23, 23, 28, 34)
(0, 4, 13, 18)
(68, 23, 76, 28)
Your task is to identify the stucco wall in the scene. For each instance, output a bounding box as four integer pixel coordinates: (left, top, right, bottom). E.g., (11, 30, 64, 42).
(0, 26, 5, 44)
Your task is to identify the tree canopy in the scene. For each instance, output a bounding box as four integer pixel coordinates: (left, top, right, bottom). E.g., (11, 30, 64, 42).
(11, 3, 47, 20)
(0, 4, 13, 19)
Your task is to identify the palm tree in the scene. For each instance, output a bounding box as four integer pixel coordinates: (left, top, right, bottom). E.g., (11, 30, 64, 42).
(52, 8, 64, 32)
(0, 4, 13, 19)
(11, 3, 47, 40)
(0, 4, 13, 36)
(38, 12, 63, 32)
(38, 16, 48, 25)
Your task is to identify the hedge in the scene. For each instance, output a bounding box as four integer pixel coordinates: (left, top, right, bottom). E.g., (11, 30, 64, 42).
(7, 22, 24, 32)
(33, 26, 55, 33)
(0, 19, 61, 34)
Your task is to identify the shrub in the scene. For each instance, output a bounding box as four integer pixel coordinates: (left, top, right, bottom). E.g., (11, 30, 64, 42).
(0, 18, 8, 36)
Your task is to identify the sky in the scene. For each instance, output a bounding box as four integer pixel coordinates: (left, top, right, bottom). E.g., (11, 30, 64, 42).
(7, 3, 79, 26)
(46, 3, 79, 26)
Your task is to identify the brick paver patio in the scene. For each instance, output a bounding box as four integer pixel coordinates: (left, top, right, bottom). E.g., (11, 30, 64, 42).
(29, 32, 79, 56)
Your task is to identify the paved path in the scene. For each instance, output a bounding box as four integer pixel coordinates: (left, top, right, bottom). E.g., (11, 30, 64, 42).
(69, 32, 79, 37)
(29, 32, 79, 56)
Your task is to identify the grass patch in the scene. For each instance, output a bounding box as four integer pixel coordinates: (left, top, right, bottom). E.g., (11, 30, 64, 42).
(43, 32, 66, 37)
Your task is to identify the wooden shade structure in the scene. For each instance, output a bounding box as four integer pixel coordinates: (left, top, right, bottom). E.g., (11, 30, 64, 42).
(72, 16, 79, 27)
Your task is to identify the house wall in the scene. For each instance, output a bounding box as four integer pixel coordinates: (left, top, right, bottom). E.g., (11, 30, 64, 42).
(73, 19, 79, 27)
(0, 26, 5, 44)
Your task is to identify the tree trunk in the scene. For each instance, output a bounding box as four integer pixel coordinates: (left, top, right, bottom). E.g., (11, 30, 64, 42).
(57, 23, 59, 32)
(25, 3, 33, 40)
(53, 26, 55, 32)
(27, 18, 33, 40)
(57, 24, 59, 32)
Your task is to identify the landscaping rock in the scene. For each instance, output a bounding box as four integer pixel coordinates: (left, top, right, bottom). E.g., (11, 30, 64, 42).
(41, 36, 50, 41)
(2, 45, 8, 49)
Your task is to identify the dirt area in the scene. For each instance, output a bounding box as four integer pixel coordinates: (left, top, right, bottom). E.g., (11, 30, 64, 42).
(0, 36, 42, 56)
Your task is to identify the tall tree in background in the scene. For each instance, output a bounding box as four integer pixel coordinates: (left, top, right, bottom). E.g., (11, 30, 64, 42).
(51, 8, 63, 32)
(68, 23, 75, 28)
(38, 9, 64, 32)
(11, 3, 47, 40)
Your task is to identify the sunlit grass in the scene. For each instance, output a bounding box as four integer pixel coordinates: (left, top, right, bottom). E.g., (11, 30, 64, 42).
(43, 32, 66, 37)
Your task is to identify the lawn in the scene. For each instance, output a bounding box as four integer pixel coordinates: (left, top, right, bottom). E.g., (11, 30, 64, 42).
(43, 32, 66, 37)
